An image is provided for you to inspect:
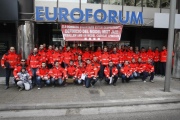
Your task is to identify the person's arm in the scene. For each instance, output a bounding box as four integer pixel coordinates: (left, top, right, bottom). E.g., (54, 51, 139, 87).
(13, 67, 19, 79)
(1, 54, 6, 68)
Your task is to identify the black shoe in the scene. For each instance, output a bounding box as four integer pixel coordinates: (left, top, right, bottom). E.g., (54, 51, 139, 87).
(113, 83, 116, 86)
(5, 86, 9, 90)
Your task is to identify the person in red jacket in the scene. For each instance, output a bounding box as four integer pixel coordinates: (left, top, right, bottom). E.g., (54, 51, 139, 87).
(140, 47, 147, 63)
(13, 59, 32, 85)
(82, 47, 92, 62)
(99, 47, 110, 80)
(72, 43, 82, 61)
(43, 43, 47, 51)
(134, 47, 140, 62)
(104, 61, 118, 86)
(146, 46, 155, 62)
(160, 46, 167, 77)
(49, 61, 66, 87)
(74, 55, 86, 67)
(136, 58, 147, 82)
(144, 59, 155, 83)
(62, 46, 74, 67)
(64, 60, 77, 84)
(74, 62, 86, 85)
(117, 46, 124, 64)
(50, 46, 63, 67)
(84, 59, 98, 88)
(121, 60, 133, 83)
(27, 48, 41, 86)
(46, 45, 54, 68)
(154, 47, 160, 75)
(1, 46, 20, 89)
(39, 44, 48, 65)
(130, 58, 138, 78)
(93, 47, 102, 62)
(126, 47, 134, 63)
(36, 62, 50, 89)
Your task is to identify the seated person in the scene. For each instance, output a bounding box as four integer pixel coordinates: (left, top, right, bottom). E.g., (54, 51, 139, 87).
(145, 59, 155, 83)
(121, 60, 133, 83)
(104, 61, 118, 86)
(74, 55, 85, 68)
(17, 67, 32, 91)
(136, 58, 147, 82)
(65, 60, 77, 84)
(49, 61, 66, 87)
(84, 59, 98, 88)
(36, 62, 51, 89)
(74, 62, 86, 85)
(130, 58, 138, 78)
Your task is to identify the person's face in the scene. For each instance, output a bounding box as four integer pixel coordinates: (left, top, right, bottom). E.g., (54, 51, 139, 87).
(55, 47, 58, 52)
(138, 58, 141, 63)
(93, 57, 97, 62)
(125, 61, 128, 65)
(55, 62, 59, 67)
(98, 47, 101, 51)
(39, 45, 43, 50)
(10, 47, 15, 53)
(109, 62, 113, 66)
(49, 46, 52, 50)
(104, 48, 107, 52)
(147, 59, 151, 64)
(118, 46, 121, 50)
(59, 46, 62, 50)
(162, 46, 166, 50)
(75, 44, 78, 48)
(65, 42, 68, 46)
(130, 47, 133, 51)
(87, 60, 90, 64)
(43, 44, 46, 48)
(21, 59, 26, 66)
(78, 56, 82, 61)
(156, 48, 159, 51)
(42, 63, 46, 68)
(135, 47, 139, 51)
(22, 69, 25, 73)
(70, 61, 73, 66)
(79, 63, 83, 67)
(142, 49, 144, 52)
(148, 47, 151, 50)
(113, 48, 117, 52)
(33, 48, 38, 53)
(92, 47, 94, 51)
(132, 59, 135, 63)
(67, 47, 70, 51)
(53, 45, 55, 49)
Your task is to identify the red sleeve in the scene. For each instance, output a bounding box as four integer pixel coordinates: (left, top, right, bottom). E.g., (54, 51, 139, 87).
(13, 66, 19, 79)
(104, 67, 109, 77)
(36, 68, 43, 77)
(113, 67, 118, 75)
(49, 69, 55, 78)
(1, 54, 6, 68)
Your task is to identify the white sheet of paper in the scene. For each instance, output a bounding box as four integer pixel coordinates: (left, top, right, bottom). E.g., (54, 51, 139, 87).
(109, 77, 113, 84)
(81, 74, 86, 80)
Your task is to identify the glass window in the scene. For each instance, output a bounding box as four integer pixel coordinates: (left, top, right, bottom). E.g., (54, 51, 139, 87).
(59, 0, 79, 2)
(86, 0, 102, 4)
(103, 0, 122, 5)
(161, 0, 170, 8)
(123, 0, 142, 7)
(143, 0, 161, 8)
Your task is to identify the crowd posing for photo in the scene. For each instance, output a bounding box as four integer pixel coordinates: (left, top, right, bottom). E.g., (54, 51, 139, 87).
(1, 42, 172, 91)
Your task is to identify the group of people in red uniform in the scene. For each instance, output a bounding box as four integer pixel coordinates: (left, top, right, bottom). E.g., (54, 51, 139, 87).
(1, 42, 170, 91)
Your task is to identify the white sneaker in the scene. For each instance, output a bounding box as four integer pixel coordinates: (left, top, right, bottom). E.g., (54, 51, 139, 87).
(38, 88, 40, 90)
(151, 80, 154, 83)
(144, 81, 146, 83)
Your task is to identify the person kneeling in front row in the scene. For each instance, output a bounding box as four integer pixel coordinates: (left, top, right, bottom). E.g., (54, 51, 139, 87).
(74, 62, 86, 85)
(121, 60, 133, 83)
(104, 61, 118, 86)
(49, 61, 67, 87)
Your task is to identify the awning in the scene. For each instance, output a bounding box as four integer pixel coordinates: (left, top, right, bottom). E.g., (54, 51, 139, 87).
(61, 24, 123, 41)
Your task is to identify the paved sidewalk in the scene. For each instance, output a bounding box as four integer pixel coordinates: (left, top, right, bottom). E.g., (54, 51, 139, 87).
(0, 76, 180, 110)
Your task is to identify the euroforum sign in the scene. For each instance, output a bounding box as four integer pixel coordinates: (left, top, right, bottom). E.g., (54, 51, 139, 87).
(36, 7, 144, 24)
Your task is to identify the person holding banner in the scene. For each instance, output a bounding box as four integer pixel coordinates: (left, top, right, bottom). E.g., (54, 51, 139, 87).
(104, 61, 118, 86)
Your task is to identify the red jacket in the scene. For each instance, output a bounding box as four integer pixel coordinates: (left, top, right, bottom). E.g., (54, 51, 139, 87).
(13, 65, 32, 79)
(27, 53, 41, 68)
(133, 51, 140, 62)
(123, 50, 129, 61)
(93, 50, 102, 62)
(46, 49, 54, 64)
(140, 52, 147, 63)
(137, 62, 146, 73)
(65, 65, 77, 77)
(49, 67, 66, 80)
(130, 62, 137, 72)
(92, 61, 100, 72)
(145, 63, 154, 73)
(121, 64, 133, 77)
(160, 50, 167, 62)
(36, 67, 50, 78)
(126, 51, 134, 63)
(146, 50, 155, 61)
(82, 51, 92, 62)
(85, 64, 98, 78)
(104, 66, 118, 78)
(1, 51, 19, 69)
(110, 52, 120, 65)
(74, 60, 86, 68)
(118, 50, 124, 64)
(62, 51, 74, 64)
(38, 50, 47, 63)
(72, 48, 82, 61)
(51, 51, 63, 65)
(154, 50, 160, 62)
(75, 66, 86, 79)
(100, 52, 110, 66)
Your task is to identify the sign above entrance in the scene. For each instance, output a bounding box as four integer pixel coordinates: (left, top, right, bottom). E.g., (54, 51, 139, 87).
(61, 24, 123, 41)
(35, 7, 143, 24)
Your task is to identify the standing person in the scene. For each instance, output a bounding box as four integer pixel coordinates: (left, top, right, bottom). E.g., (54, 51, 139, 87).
(82, 47, 92, 62)
(121, 60, 133, 83)
(104, 61, 118, 86)
(130, 58, 138, 78)
(62, 46, 74, 67)
(144, 59, 155, 83)
(72, 43, 82, 61)
(13, 59, 32, 85)
(154, 47, 160, 75)
(99, 47, 110, 80)
(140, 48, 147, 63)
(160, 46, 167, 77)
(43, 43, 47, 51)
(36, 62, 51, 89)
(49, 61, 66, 87)
(59, 46, 64, 54)
(93, 47, 102, 62)
(46, 45, 54, 68)
(91, 57, 100, 87)
(146, 46, 155, 62)
(117, 46, 124, 64)
(1, 47, 20, 89)
(39, 44, 47, 65)
(16, 67, 32, 91)
(27, 48, 41, 87)
(51, 46, 63, 67)
(84, 59, 98, 88)
(134, 47, 140, 62)
(127, 47, 134, 63)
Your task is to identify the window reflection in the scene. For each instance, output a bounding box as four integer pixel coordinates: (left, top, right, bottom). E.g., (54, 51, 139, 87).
(123, 0, 142, 7)
(87, 0, 102, 4)
(161, 0, 170, 8)
(143, 0, 161, 8)
(103, 0, 122, 5)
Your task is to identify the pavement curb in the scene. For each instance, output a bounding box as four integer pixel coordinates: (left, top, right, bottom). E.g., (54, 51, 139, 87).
(0, 98, 180, 111)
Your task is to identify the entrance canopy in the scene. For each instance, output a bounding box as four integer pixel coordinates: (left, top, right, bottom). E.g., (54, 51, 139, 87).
(61, 24, 123, 41)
